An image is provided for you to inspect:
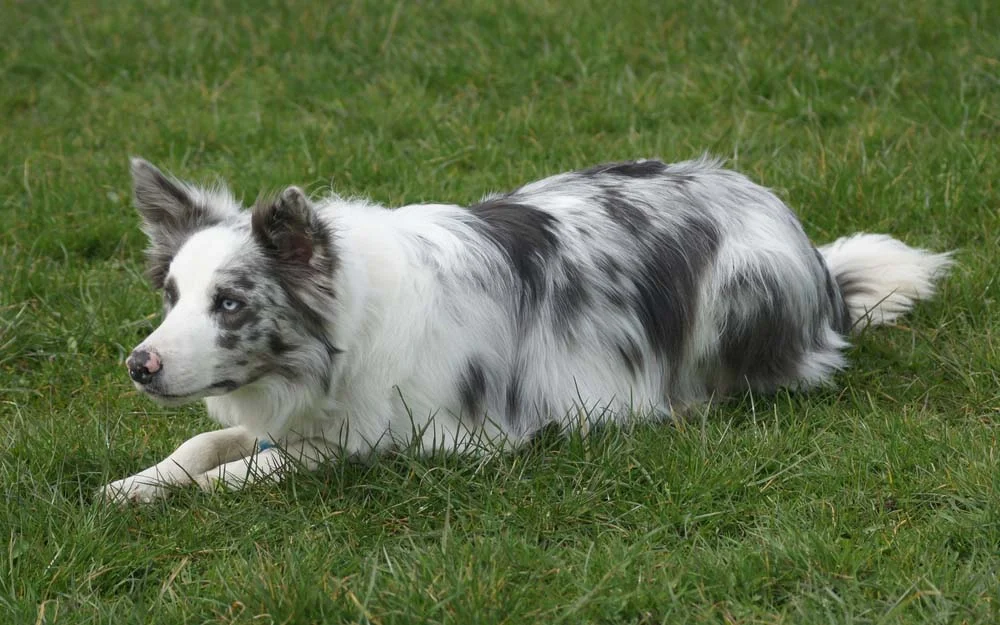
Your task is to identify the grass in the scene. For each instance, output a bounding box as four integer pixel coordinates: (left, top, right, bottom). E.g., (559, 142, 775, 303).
(1, 0, 998, 622)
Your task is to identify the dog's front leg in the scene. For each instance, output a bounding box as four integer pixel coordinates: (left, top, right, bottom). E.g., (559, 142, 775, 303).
(99, 426, 258, 503)
(193, 437, 338, 493)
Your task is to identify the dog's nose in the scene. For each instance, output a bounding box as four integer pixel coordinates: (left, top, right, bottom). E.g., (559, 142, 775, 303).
(127, 348, 162, 385)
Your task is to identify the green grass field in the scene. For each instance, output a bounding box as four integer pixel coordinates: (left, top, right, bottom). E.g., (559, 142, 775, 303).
(2, 0, 998, 622)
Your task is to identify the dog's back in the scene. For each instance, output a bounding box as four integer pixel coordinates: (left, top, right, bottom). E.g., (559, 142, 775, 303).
(320, 158, 949, 444)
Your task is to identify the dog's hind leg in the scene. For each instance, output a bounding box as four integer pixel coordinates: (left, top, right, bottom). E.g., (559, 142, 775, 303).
(192, 436, 339, 493)
(99, 426, 258, 503)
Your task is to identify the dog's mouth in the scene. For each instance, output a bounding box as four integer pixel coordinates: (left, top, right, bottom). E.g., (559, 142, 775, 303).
(138, 385, 210, 406)
(136, 379, 242, 405)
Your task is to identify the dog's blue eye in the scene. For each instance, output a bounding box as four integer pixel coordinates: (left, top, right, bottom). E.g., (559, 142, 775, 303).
(219, 298, 243, 313)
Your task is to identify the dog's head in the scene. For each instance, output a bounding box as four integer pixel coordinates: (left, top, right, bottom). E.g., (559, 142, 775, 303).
(126, 158, 339, 404)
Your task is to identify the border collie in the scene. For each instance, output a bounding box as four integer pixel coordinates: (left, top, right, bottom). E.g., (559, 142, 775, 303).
(100, 157, 951, 503)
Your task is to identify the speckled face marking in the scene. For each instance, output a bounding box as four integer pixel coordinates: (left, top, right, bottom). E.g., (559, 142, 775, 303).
(129, 163, 341, 404)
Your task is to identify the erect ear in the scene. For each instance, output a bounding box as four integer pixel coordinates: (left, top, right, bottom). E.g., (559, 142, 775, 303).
(130, 157, 232, 287)
(251, 186, 334, 272)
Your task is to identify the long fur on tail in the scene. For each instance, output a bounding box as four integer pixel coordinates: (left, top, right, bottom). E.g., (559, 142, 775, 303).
(819, 233, 952, 331)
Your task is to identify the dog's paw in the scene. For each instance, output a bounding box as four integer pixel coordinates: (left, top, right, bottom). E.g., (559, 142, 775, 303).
(97, 476, 167, 504)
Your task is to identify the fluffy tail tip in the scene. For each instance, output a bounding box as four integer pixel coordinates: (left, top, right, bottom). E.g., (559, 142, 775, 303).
(819, 233, 953, 331)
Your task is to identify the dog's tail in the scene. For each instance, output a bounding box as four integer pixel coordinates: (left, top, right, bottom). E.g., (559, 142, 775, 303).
(819, 233, 952, 332)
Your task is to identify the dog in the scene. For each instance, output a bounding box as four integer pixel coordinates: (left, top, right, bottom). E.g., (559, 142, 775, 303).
(100, 157, 951, 503)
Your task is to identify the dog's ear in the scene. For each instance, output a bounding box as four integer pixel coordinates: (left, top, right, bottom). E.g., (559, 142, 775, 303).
(251, 187, 335, 272)
(130, 158, 231, 288)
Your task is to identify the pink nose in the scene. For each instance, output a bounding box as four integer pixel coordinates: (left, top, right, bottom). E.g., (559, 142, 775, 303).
(127, 348, 162, 384)
(145, 351, 162, 373)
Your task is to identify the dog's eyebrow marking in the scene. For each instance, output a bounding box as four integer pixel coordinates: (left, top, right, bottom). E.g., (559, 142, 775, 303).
(216, 269, 260, 296)
(230, 273, 257, 292)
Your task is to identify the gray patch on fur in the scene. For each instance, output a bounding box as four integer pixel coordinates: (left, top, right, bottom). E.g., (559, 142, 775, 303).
(268, 332, 292, 355)
(552, 263, 592, 339)
(629, 214, 721, 370)
(458, 359, 487, 418)
(253, 190, 337, 330)
(163, 277, 179, 308)
(580, 160, 668, 179)
(599, 188, 652, 236)
(232, 273, 256, 292)
(251, 187, 341, 391)
(466, 197, 561, 311)
(216, 304, 259, 332)
(815, 249, 852, 334)
(505, 371, 523, 427)
(616, 337, 644, 378)
(217, 332, 239, 350)
(718, 257, 840, 391)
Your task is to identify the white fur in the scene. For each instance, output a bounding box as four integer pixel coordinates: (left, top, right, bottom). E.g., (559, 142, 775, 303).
(136, 228, 248, 401)
(819, 233, 953, 328)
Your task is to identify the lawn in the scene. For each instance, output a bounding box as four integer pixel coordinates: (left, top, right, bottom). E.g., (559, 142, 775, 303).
(1, 0, 998, 623)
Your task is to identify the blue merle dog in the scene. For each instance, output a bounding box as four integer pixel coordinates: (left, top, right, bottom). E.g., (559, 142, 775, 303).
(100, 156, 951, 502)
